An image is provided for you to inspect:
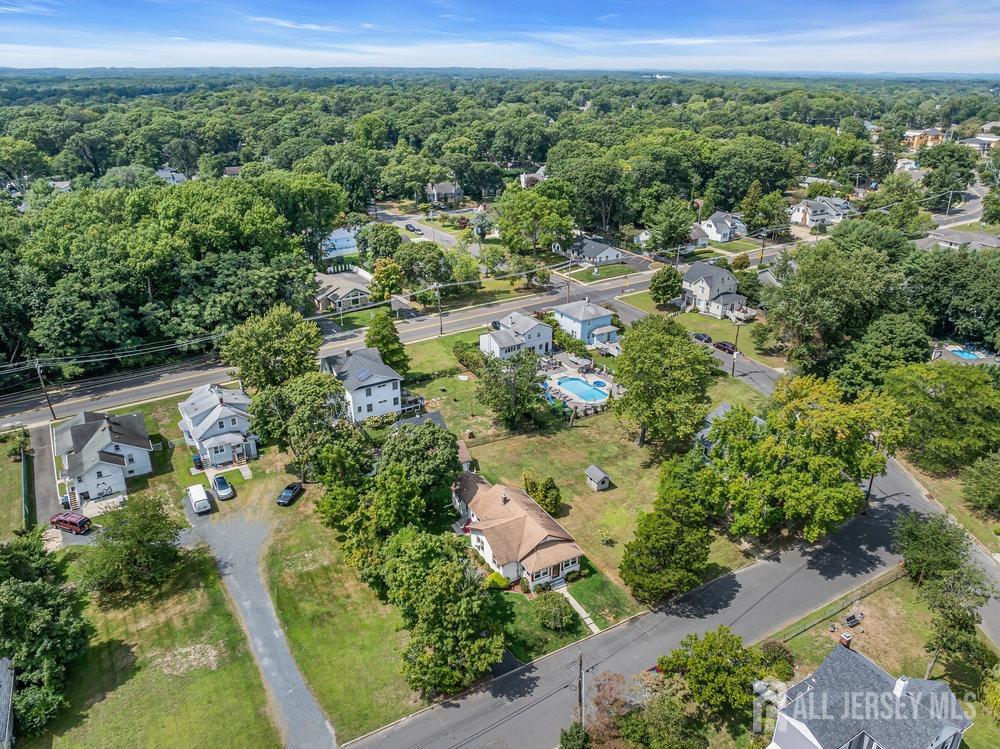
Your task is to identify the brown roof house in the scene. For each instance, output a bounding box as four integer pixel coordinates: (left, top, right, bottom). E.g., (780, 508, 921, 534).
(452, 472, 583, 590)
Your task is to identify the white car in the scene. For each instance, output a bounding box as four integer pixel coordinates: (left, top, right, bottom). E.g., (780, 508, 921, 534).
(186, 484, 212, 515)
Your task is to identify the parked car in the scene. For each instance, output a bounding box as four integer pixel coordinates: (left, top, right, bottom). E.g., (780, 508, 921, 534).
(186, 484, 212, 515)
(692, 332, 712, 343)
(213, 474, 235, 500)
(276, 482, 304, 507)
(49, 512, 91, 535)
(192, 453, 203, 470)
(714, 341, 738, 354)
(404, 223, 422, 234)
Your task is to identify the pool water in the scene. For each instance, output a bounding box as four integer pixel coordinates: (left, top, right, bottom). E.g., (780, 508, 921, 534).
(557, 376, 608, 403)
(953, 348, 981, 360)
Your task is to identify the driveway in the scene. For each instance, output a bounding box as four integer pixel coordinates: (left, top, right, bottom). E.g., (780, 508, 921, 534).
(29, 424, 59, 522)
(184, 502, 336, 749)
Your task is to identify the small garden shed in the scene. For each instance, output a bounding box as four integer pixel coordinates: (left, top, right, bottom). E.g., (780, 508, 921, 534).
(585, 465, 611, 492)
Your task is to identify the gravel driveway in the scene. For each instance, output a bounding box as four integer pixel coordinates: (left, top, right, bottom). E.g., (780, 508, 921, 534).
(184, 501, 336, 748)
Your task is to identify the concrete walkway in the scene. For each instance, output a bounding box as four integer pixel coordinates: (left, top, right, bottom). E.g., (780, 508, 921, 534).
(552, 582, 599, 633)
(184, 505, 336, 749)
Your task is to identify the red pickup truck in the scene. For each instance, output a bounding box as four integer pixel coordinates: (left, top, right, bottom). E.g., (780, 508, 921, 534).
(49, 512, 92, 534)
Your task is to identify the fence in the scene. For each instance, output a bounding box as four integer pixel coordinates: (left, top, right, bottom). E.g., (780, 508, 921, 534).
(779, 565, 908, 643)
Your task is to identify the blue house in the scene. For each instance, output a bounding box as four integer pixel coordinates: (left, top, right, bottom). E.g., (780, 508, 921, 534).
(321, 227, 359, 259)
(552, 299, 619, 345)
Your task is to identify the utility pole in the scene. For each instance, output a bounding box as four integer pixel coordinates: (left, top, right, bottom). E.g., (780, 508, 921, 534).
(945, 190, 954, 217)
(731, 324, 742, 377)
(34, 359, 56, 421)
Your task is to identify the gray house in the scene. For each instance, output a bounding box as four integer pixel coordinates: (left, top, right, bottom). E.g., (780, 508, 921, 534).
(585, 465, 611, 491)
(768, 644, 971, 749)
(178, 384, 258, 468)
(682, 262, 750, 320)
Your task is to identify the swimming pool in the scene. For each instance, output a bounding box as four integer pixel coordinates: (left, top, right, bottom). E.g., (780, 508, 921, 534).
(557, 376, 608, 403)
(953, 348, 982, 360)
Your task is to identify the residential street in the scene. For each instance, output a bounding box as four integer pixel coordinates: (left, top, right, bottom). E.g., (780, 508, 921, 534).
(933, 180, 990, 228)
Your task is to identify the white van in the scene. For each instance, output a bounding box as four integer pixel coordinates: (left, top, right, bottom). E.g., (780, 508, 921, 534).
(186, 484, 212, 515)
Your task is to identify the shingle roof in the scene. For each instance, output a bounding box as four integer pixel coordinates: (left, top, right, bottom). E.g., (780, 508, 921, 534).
(314, 272, 370, 302)
(683, 261, 732, 287)
(929, 228, 1000, 249)
(781, 645, 970, 749)
(704, 211, 742, 232)
(585, 465, 609, 482)
(321, 347, 402, 392)
(571, 237, 618, 259)
(461, 473, 583, 573)
(54, 411, 152, 477)
(485, 329, 524, 349)
(177, 384, 251, 441)
(499, 310, 545, 336)
(390, 410, 447, 431)
(553, 299, 614, 322)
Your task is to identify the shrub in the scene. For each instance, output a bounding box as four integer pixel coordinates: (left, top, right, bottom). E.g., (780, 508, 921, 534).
(519, 576, 530, 593)
(559, 720, 591, 749)
(453, 340, 485, 373)
(598, 529, 615, 546)
(484, 572, 509, 590)
(534, 591, 577, 631)
(984, 663, 1000, 718)
(731, 253, 750, 270)
(961, 452, 1000, 516)
(758, 639, 795, 681)
(565, 570, 580, 583)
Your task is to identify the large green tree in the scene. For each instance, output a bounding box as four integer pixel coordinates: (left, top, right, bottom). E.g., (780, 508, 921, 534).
(364, 308, 409, 376)
(495, 187, 574, 255)
(222, 304, 322, 391)
(379, 422, 462, 516)
(0, 136, 49, 194)
(612, 316, 718, 447)
(475, 349, 546, 428)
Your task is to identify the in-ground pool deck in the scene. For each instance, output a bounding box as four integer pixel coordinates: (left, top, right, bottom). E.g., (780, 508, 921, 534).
(937, 343, 997, 365)
(543, 352, 623, 410)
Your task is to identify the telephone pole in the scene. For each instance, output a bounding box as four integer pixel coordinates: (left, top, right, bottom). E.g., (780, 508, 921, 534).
(731, 324, 742, 377)
(34, 359, 57, 421)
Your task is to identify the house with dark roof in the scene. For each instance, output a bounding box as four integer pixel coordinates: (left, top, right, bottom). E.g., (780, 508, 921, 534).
(790, 197, 857, 228)
(957, 134, 1000, 156)
(425, 181, 463, 204)
(178, 384, 258, 468)
(321, 347, 404, 422)
(451, 472, 583, 589)
(552, 298, 619, 344)
(314, 271, 371, 312)
(926, 228, 1000, 251)
(767, 645, 971, 749)
(700, 211, 747, 243)
(682, 261, 750, 320)
(53, 411, 153, 504)
(519, 164, 547, 189)
(479, 310, 552, 359)
(567, 237, 624, 266)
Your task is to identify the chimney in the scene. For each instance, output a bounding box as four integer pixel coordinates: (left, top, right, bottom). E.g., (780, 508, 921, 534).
(839, 632, 853, 649)
(893, 676, 908, 698)
(501, 492, 509, 505)
(345, 348, 351, 357)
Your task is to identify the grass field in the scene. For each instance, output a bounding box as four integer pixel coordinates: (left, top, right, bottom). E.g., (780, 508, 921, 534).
(896, 457, 999, 554)
(684, 249, 725, 262)
(28, 549, 279, 749)
(409, 278, 534, 314)
(709, 238, 759, 253)
(567, 262, 636, 283)
(775, 577, 999, 749)
(618, 293, 787, 370)
(486, 590, 590, 663)
(471, 402, 757, 601)
(948, 221, 1000, 235)
(266, 511, 421, 742)
(325, 301, 394, 332)
(567, 559, 642, 629)
(419, 216, 466, 237)
(0, 433, 26, 539)
(405, 328, 484, 377)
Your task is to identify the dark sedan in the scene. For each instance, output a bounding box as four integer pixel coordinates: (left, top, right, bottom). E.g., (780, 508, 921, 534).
(714, 341, 738, 355)
(692, 332, 712, 343)
(276, 482, 304, 507)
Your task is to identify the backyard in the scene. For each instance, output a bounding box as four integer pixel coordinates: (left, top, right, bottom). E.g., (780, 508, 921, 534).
(618, 292, 787, 369)
(27, 549, 280, 749)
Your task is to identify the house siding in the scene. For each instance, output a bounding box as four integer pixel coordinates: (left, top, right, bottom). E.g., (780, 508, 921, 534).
(347, 379, 402, 420)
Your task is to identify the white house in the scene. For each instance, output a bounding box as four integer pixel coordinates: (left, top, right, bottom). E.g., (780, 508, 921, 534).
(53, 411, 153, 504)
(425, 181, 463, 204)
(314, 271, 371, 312)
(682, 261, 750, 320)
(637, 224, 710, 254)
(479, 310, 553, 359)
(567, 237, 624, 265)
(700, 211, 747, 243)
(177, 384, 258, 468)
(766, 644, 970, 749)
(519, 164, 547, 188)
(957, 133, 1000, 155)
(790, 197, 857, 228)
(321, 227, 359, 259)
(321, 347, 404, 421)
(452, 472, 583, 590)
(552, 299, 619, 345)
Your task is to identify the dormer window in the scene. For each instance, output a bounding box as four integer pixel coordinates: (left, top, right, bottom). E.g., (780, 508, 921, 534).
(218, 420, 225, 429)
(114, 444, 120, 451)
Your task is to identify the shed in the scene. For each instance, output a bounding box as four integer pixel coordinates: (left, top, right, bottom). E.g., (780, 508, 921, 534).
(585, 465, 611, 491)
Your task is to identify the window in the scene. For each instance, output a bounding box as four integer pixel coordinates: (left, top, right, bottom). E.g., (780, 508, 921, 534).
(231, 417, 237, 426)
(562, 557, 578, 570)
(357, 406, 362, 413)
(531, 569, 549, 582)
(392, 381, 398, 391)
(128, 469, 134, 475)
(127, 454, 135, 464)
(96, 470, 103, 478)
(491, 556, 498, 568)
(366, 404, 373, 413)
(113, 444, 121, 451)
(218, 420, 224, 429)
(365, 387, 372, 396)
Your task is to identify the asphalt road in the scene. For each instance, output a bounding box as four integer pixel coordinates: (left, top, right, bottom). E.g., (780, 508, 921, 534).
(933, 181, 989, 228)
(184, 501, 336, 749)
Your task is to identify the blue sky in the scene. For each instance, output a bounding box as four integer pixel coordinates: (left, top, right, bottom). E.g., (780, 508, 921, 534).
(0, 0, 998, 72)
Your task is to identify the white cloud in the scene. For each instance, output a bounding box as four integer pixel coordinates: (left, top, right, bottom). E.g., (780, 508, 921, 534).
(0, 0, 54, 14)
(597, 14, 619, 23)
(248, 16, 341, 33)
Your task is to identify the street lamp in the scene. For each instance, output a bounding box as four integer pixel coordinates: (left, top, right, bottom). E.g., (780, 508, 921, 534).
(731, 323, 743, 377)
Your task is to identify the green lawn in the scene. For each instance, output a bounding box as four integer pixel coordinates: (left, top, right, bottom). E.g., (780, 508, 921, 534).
(471, 404, 756, 601)
(776, 577, 999, 749)
(486, 590, 590, 663)
(408, 278, 535, 314)
(896, 457, 999, 554)
(947, 221, 1000, 235)
(28, 549, 279, 749)
(567, 559, 642, 630)
(684, 249, 725, 262)
(325, 301, 394, 332)
(709, 238, 759, 253)
(618, 292, 787, 370)
(419, 216, 466, 237)
(405, 328, 484, 377)
(0, 450, 25, 539)
(567, 262, 636, 283)
(266, 511, 421, 742)
(408, 372, 506, 441)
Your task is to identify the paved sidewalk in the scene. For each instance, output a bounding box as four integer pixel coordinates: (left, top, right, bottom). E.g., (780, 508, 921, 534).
(553, 583, 599, 633)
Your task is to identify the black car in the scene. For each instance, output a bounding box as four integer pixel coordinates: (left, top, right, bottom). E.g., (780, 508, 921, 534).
(692, 332, 712, 343)
(404, 223, 422, 233)
(714, 341, 738, 355)
(276, 482, 304, 506)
